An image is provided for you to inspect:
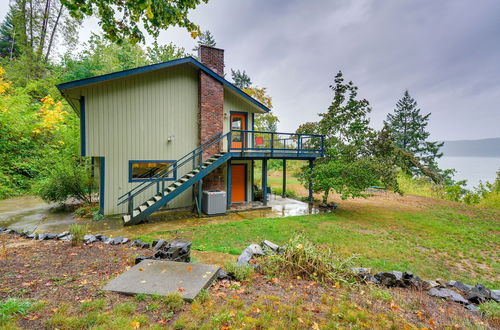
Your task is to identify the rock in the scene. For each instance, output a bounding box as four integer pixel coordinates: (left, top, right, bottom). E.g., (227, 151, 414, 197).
(326, 202, 338, 209)
(135, 255, 149, 264)
(491, 290, 500, 303)
(121, 237, 129, 244)
(110, 236, 124, 245)
(428, 288, 468, 304)
(57, 231, 70, 239)
(467, 284, 491, 304)
(435, 278, 448, 287)
(130, 239, 143, 247)
(98, 235, 109, 242)
(85, 235, 98, 244)
(366, 275, 380, 284)
(60, 234, 74, 242)
(465, 304, 479, 312)
(140, 242, 150, 249)
(158, 240, 192, 262)
(38, 233, 47, 240)
(0, 228, 6, 233)
(352, 268, 371, 275)
(104, 237, 113, 244)
(375, 271, 405, 287)
(153, 239, 167, 250)
(447, 280, 473, 294)
(237, 244, 265, 266)
(422, 280, 439, 290)
(27, 233, 38, 240)
(319, 202, 328, 208)
(45, 233, 57, 240)
(408, 275, 425, 289)
(261, 240, 280, 253)
(217, 269, 229, 280)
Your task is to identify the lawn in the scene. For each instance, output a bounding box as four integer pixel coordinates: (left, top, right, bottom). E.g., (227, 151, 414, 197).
(139, 203, 500, 288)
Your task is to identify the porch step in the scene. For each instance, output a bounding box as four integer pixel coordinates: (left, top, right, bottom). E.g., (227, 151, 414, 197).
(146, 200, 155, 207)
(154, 195, 162, 201)
(123, 215, 131, 223)
(139, 205, 147, 212)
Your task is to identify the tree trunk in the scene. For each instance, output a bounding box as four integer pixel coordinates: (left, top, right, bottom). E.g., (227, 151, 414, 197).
(36, 0, 51, 62)
(44, 2, 63, 62)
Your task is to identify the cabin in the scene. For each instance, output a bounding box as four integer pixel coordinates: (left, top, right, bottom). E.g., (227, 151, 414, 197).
(57, 46, 324, 225)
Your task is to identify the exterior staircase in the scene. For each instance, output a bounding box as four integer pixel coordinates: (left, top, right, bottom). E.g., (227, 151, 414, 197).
(118, 133, 232, 226)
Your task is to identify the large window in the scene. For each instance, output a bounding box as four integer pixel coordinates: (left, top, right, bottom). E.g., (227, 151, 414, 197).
(129, 160, 176, 182)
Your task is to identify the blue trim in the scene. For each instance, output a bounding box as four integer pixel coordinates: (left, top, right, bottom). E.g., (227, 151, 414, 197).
(230, 111, 249, 148)
(251, 160, 255, 201)
(99, 157, 105, 215)
(79, 97, 86, 156)
(262, 159, 268, 205)
(226, 160, 232, 207)
(128, 160, 177, 183)
(57, 57, 270, 113)
(251, 113, 255, 148)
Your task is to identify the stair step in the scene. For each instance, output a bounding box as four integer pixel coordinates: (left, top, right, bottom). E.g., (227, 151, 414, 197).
(180, 178, 188, 183)
(146, 200, 155, 207)
(139, 205, 147, 212)
(174, 182, 182, 187)
(132, 210, 140, 217)
(167, 186, 175, 192)
(123, 215, 131, 223)
(193, 169, 200, 173)
(154, 195, 162, 201)
(186, 173, 195, 178)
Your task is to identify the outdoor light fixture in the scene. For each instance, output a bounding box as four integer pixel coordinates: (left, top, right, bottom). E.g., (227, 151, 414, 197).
(167, 135, 175, 142)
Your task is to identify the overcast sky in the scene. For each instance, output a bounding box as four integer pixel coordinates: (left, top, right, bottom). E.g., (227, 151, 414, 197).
(2, 0, 499, 141)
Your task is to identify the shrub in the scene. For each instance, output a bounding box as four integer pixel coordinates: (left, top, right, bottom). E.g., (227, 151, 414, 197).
(260, 233, 357, 284)
(272, 187, 299, 199)
(34, 158, 96, 205)
(223, 262, 255, 282)
(69, 224, 85, 246)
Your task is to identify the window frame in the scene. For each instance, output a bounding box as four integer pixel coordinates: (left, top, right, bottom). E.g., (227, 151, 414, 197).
(128, 160, 177, 183)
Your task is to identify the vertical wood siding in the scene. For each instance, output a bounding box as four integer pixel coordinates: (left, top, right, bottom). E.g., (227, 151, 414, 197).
(81, 65, 199, 215)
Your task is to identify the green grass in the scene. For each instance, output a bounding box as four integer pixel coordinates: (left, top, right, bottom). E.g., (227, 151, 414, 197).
(140, 205, 500, 287)
(0, 298, 44, 326)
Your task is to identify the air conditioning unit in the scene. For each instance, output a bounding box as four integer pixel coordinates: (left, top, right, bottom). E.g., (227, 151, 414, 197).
(202, 190, 227, 215)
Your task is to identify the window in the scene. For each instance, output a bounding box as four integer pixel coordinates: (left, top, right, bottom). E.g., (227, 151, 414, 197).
(129, 161, 176, 182)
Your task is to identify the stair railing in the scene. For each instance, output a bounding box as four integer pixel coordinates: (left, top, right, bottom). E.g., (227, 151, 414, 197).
(117, 132, 231, 215)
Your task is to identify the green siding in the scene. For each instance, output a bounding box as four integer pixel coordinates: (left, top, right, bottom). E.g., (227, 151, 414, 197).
(81, 65, 199, 215)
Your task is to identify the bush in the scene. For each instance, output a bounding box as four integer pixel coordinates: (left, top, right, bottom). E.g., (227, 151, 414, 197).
(69, 224, 85, 246)
(223, 262, 255, 282)
(260, 233, 357, 284)
(34, 158, 96, 205)
(272, 187, 299, 199)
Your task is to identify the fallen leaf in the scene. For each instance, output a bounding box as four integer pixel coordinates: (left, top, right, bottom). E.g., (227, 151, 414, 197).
(252, 307, 261, 314)
(178, 287, 185, 292)
(186, 266, 193, 271)
(428, 318, 436, 326)
(138, 267, 144, 271)
(131, 320, 140, 329)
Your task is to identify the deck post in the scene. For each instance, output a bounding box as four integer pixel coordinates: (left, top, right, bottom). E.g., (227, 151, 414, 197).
(198, 180, 203, 215)
(226, 161, 232, 208)
(282, 159, 286, 198)
(251, 160, 255, 201)
(308, 159, 313, 202)
(262, 158, 268, 205)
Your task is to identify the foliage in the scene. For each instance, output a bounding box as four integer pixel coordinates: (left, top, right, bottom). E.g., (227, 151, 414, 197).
(260, 233, 357, 284)
(479, 301, 500, 319)
(0, 298, 42, 325)
(223, 262, 255, 282)
(68, 223, 85, 246)
(192, 30, 216, 52)
(146, 40, 188, 64)
(231, 69, 252, 89)
(156, 293, 185, 313)
(0, 10, 19, 59)
(34, 158, 96, 205)
(297, 71, 399, 201)
(62, 0, 208, 44)
(243, 87, 279, 132)
(385, 90, 444, 177)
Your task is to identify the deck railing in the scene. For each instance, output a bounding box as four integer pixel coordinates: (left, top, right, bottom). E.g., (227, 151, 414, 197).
(229, 129, 324, 156)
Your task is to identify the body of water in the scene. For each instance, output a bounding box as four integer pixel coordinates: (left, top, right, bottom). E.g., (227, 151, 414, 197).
(438, 156, 499, 188)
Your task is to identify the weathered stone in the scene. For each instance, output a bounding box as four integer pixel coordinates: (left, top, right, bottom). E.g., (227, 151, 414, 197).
(326, 202, 338, 209)
(491, 290, 500, 303)
(261, 240, 280, 253)
(422, 280, 439, 290)
(38, 233, 47, 240)
(428, 288, 468, 304)
(57, 231, 70, 239)
(447, 280, 473, 294)
(130, 239, 143, 247)
(237, 244, 265, 266)
(435, 278, 448, 287)
(375, 271, 405, 287)
(153, 239, 167, 250)
(104, 237, 113, 244)
(95, 234, 107, 241)
(156, 240, 192, 262)
(366, 274, 380, 284)
(59, 234, 73, 242)
(140, 242, 150, 249)
(465, 304, 479, 312)
(217, 269, 229, 280)
(27, 233, 38, 240)
(110, 236, 124, 245)
(467, 284, 491, 304)
(408, 275, 424, 289)
(122, 237, 129, 244)
(352, 268, 371, 275)
(45, 233, 57, 240)
(85, 235, 98, 244)
(135, 255, 149, 264)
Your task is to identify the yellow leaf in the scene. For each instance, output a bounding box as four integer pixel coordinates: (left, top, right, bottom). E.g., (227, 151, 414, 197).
(131, 320, 140, 329)
(146, 6, 154, 19)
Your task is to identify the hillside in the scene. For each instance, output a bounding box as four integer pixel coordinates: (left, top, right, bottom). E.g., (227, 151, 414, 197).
(442, 137, 500, 157)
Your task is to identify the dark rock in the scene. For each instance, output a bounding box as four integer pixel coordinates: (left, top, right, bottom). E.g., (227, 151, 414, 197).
(326, 202, 338, 209)
(153, 239, 167, 250)
(435, 278, 448, 287)
(19, 230, 30, 237)
(465, 304, 479, 312)
(422, 280, 439, 290)
(352, 268, 371, 275)
(130, 239, 143, 247)
(447, 280, 473, 294)
(110, 236, 124, 245)
(157, 240, 192, 262)
(0, 228, 6, 233)
(135, 255, 149, 264)
(319, 202, 328, 208)
(217, 269, 229, 280)
(428, 288, 468, 304)
(121, 237, 129, 244)
(467, 284, 491, 304)
(491, 290, 500, 303)
(408, 275, 425, 289)
(366, 274, 380, 284)
(57, 231, 70, 239)
(261, 240, 280, 253)
(104, 237, 113, 244)
(152, 240, 159, 247)
(375, 271, 405, 287)
(140, 242, 150, 249)
(84, 235, 98, 244)
(45, 233, 57, 240)
(237, 244, 265, 266)
(98, 235, 109, 242)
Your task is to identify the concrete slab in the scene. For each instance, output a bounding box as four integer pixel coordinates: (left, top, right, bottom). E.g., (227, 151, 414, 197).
(103, 260, 220, 301)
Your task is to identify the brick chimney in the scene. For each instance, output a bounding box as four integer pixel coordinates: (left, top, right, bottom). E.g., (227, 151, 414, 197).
(198, 45, 225, 190)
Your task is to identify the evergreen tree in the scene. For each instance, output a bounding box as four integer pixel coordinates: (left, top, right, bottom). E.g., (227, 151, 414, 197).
(385, 90, 443, 174)
(231, 69, 252, 89)
(0, 10, 19, 58)
(192, 30, 216, 52)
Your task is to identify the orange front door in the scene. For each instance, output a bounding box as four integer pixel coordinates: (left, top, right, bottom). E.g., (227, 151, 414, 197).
(230, 113, 247, 149)
(231, 164, 246, 203)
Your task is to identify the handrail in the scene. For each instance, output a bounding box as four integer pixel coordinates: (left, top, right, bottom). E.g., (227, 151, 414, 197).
(117, 133, 224, 205)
